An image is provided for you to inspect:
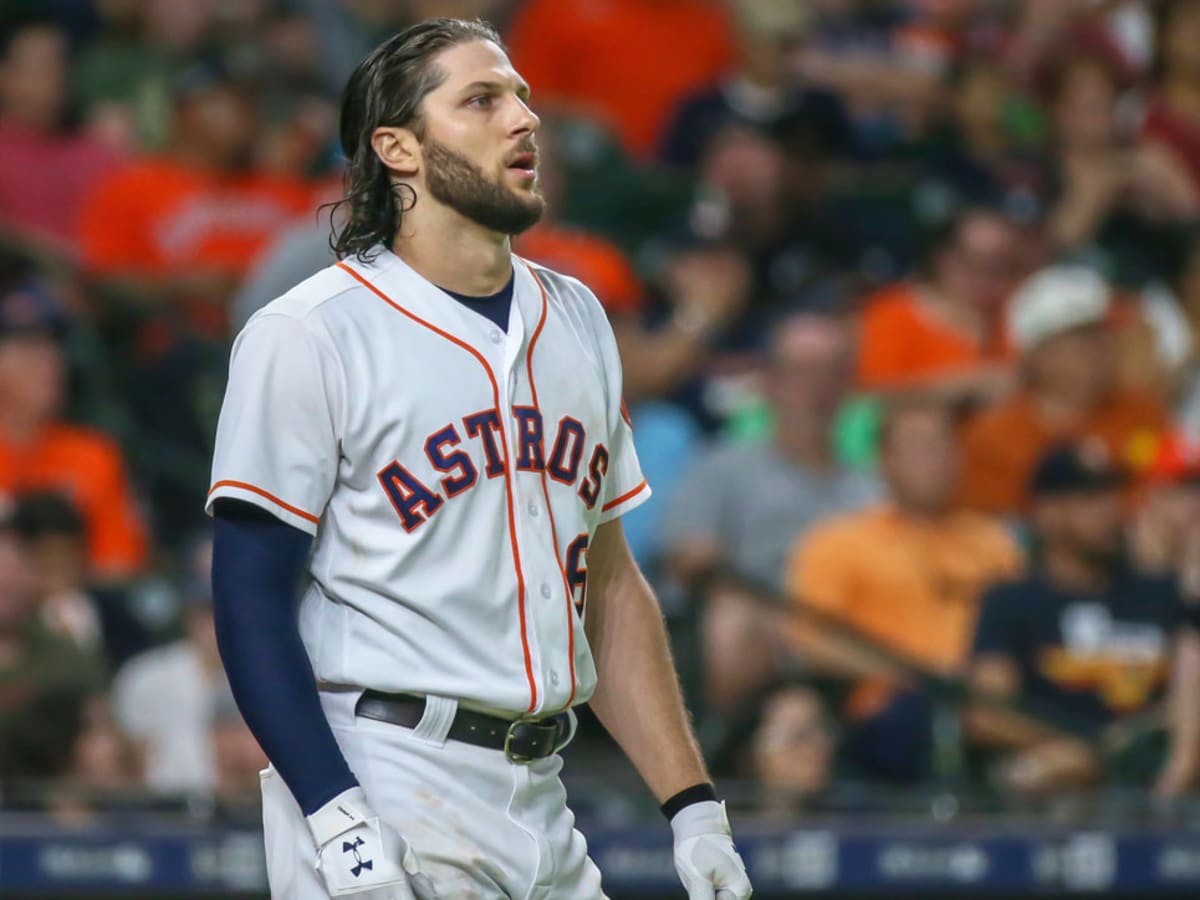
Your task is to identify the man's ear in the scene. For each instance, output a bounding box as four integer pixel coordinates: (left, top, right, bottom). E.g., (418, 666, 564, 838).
(371, 126, 421, 177)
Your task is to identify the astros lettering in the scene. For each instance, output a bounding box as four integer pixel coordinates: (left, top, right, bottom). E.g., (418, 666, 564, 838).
(378, 408, 608, 533)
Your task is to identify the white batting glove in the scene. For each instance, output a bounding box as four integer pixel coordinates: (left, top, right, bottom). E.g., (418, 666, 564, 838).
(670, 800, 752, 900)
(306, 787, 437, 899)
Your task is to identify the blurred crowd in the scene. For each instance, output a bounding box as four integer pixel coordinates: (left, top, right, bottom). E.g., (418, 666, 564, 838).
(2, 0, 1200, 820)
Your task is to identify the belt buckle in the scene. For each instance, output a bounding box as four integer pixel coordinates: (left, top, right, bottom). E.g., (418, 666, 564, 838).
(504, 720, 533, 764)
(504, 718, 556, 764)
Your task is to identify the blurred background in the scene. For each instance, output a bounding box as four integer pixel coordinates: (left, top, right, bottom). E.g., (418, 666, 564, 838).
(2, 0, 1200, 897)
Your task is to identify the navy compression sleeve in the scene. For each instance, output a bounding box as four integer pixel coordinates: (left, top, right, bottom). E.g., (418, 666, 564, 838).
(211, 502, 357, 814)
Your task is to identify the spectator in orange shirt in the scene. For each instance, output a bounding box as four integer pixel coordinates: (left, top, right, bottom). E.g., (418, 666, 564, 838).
(857, 207, 1027, 404)
(506, 0, 735, 158)
(961, 264, 1168, 517)
(784, 396, 1021, 781)
(788, 396, 1022, 672)
(77, 61, 314, 336)
(0, 275, 147, 580)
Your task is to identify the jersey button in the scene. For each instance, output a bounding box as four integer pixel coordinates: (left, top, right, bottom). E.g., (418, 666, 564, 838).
(527, 502, 540, 517)
(540, 584, 552, 598)
(489, 330, 502, 344)
(550, 670, 560, 686)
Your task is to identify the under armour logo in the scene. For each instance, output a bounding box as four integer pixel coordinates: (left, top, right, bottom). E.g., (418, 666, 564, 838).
(343, 836, 373, 878)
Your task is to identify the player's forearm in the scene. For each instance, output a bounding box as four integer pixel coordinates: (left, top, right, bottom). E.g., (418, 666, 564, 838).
(211, 508, 359, 814)
(586, 559, 709, 803)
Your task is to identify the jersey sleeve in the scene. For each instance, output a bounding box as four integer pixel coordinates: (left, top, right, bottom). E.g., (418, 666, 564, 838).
(206, 313, 341, 535)
(588, 291, 651, 524)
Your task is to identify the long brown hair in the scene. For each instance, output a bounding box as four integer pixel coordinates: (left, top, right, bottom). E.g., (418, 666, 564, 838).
(328, 18, 504, 262)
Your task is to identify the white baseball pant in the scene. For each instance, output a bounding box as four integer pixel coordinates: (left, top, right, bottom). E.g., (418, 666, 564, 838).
(260, 686, 607, 899)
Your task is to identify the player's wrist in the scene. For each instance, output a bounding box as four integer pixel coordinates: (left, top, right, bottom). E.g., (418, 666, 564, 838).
(306, 785, 370, 849)
(669, 797, 732, 845)
(661, 782, 719, 822)
(306, 787, 433, 897)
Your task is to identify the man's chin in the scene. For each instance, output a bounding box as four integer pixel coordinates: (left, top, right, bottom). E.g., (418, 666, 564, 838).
(448, 183, 546, 235)
(524, 194, 547, 217)
(506, 196, 546, 236)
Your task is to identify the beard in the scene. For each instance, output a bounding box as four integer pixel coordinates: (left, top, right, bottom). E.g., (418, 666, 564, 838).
(423, 138, 545, 235)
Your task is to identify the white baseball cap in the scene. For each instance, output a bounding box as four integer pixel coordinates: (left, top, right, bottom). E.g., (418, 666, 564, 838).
(1008, 264, 1112, 352)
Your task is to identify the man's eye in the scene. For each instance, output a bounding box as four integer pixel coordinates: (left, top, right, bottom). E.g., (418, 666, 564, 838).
(468, 95, 494, 109)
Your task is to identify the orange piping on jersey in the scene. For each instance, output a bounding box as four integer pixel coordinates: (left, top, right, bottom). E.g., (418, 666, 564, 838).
(524, 263, 578, 708)
(601, 479, 649, 513)
(335, 261, 539, 713)
(208, 480, 320, 524)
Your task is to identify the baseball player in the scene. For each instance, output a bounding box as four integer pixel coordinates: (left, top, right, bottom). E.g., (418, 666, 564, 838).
(208, 17, 752, 900)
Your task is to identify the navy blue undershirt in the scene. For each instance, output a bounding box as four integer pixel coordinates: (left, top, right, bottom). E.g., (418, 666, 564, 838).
(209, 274, 517, 815)
(211, 503, 355, 815)
(438, 273, 513, 332)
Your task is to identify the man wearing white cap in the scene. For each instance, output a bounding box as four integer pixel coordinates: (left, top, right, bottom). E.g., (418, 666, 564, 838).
(961, 264, 1167, 516)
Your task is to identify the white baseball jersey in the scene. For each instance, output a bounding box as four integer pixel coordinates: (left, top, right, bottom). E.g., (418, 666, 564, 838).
(207, 246, 650, 717)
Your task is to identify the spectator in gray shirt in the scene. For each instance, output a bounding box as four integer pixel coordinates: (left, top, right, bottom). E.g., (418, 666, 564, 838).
(663, 311, 879, 715)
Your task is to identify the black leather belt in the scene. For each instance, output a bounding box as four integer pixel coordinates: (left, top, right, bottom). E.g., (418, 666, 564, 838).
(355, 690, 570, 763)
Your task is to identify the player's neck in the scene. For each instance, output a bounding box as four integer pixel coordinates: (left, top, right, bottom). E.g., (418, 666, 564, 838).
(391, 206, 514, 295)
